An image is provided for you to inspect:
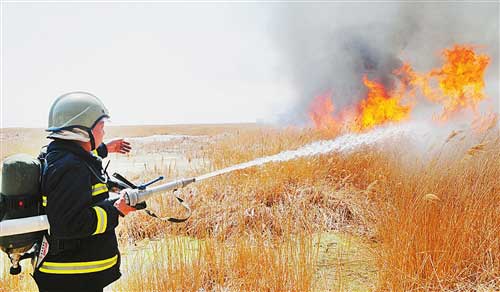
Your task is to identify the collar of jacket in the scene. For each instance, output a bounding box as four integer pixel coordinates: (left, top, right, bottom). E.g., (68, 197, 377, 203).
(47, 139, 103, 170)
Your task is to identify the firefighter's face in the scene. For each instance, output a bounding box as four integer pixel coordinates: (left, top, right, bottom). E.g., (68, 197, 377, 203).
(92, 120, 106, 146)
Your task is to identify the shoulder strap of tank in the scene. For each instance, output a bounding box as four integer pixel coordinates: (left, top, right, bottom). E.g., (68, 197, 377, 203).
(83, 163, 108, 184)
(38, 146, 49, 196)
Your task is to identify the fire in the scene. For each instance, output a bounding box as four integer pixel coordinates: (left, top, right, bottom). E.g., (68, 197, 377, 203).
(354, 76, 412, 131)
(308, 92, 337, 130)
(308, 44, 492, 132)
(428, 45, 490, 119)
(307, 77, 412, 133)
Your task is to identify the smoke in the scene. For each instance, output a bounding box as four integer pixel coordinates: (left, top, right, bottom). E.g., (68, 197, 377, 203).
(271, 2, 499, 125)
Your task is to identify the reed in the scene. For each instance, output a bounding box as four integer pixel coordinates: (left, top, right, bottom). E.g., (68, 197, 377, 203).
(1, 123, 498, 291)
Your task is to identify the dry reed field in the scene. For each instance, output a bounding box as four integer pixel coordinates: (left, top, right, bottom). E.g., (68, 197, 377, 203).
(1, 119, 498, 291)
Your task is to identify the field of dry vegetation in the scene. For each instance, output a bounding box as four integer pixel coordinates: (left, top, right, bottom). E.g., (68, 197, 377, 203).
(1, 121, 499, 291)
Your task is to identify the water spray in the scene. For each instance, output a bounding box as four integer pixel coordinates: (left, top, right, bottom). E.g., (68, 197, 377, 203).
(195, 123, 414, 181)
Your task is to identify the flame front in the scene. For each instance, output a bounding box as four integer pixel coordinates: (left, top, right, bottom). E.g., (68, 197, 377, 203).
(429, 45, 490, 119)
(308, 44, 492, 132)
(308, 92, 337, 130)
(354, 76, 412, 131)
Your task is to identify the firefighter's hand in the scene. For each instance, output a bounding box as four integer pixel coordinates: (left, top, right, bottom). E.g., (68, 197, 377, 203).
(106, 139, 131, 154)
(113, 191, 137, 216)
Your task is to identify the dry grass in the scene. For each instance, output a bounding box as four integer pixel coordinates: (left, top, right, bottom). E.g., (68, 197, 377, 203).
(112, 234, 317, 292)
(372, 133, 500, 291)
(1, 122, 499, 291)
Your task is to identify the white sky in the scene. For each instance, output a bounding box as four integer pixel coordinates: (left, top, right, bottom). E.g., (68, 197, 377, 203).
(1, 3, 295, 128)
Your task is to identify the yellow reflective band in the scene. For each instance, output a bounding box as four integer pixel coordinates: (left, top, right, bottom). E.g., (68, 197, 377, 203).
(91, 149, 98, 156)
(42, 196, 47, 207)
(39, 255, 118, 274)
(92, 206, 107, 235)
(91, 183, 108, 196)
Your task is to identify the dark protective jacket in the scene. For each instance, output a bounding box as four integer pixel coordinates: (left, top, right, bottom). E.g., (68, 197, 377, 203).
(33, 140, 121, 290)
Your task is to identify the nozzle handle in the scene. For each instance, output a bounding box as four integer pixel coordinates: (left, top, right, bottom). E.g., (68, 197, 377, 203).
(138, 176, 164, 190)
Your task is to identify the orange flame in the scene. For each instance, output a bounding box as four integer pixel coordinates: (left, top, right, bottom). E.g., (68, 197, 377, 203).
(399, 45, 491, 120)
(353, 76, 412, 131)
(308, 92, 337, 130)
(429, 45, 490, 119)
(308, 44, 492, 133)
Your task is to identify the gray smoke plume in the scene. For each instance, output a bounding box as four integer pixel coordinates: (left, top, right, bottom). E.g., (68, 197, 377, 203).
(271, 2, 499, 125)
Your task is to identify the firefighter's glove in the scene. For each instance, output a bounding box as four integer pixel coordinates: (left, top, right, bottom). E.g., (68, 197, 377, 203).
(113, 190, 137, 216)
(106, 138, 131, 154)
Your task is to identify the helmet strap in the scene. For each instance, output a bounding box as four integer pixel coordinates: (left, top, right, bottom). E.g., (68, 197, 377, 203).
(87, 129, 96, 150)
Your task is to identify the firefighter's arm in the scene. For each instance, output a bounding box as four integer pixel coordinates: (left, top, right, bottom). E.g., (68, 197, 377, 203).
(94, 140, 131, 158)
(46, 162, 119, 239)
(105, 139, 131, 155)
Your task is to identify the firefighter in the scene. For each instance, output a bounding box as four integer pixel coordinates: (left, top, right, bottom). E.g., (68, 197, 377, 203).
(33, 91, 136, 292)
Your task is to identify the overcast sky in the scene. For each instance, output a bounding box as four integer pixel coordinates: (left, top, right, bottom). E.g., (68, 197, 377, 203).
(1, 3, 295, 128)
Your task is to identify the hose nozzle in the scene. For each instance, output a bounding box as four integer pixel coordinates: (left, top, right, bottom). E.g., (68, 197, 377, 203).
(124, 177, 196, 206)
(180, 177, 196, 187)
